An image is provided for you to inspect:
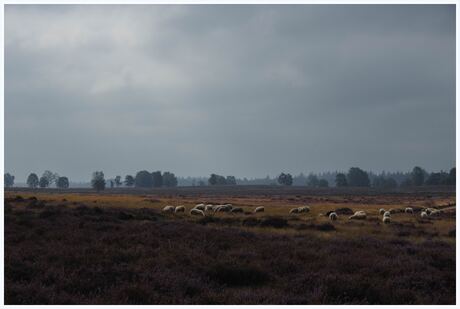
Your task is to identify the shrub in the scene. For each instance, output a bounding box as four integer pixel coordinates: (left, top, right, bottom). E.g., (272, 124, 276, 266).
(207, 263, 269, 286)
(260, 217, 288, 228)
(242, 217, 260, 227)
(26, 200, 45, 209)
(315, 223, 336, 231)
(118, 211, 134, 220)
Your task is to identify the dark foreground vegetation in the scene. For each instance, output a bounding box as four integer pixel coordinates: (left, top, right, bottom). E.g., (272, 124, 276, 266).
(5, 197, 455, 304)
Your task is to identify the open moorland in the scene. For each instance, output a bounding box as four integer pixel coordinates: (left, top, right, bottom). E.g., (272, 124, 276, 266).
(4, 186, 456, 304)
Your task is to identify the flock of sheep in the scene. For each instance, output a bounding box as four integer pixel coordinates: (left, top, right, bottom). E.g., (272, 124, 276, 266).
(162, 203, 265, 216)
(162, 203, 444, 223)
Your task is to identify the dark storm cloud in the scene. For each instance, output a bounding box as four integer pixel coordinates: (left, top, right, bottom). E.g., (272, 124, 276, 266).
(5, 5, 455, 181)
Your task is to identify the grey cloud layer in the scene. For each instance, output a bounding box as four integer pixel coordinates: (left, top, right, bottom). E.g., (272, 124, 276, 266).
(5, 5, 455, 181)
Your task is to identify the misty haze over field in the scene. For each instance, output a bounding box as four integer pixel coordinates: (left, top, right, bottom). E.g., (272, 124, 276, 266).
(5, 5, 455, 182)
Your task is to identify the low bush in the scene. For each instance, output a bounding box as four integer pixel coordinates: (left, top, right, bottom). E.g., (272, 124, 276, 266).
(260, 217, 288, 228)
(207, 263, 269, 286)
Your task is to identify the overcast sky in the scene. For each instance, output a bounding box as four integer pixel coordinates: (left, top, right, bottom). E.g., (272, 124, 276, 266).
(5, 5, 456, 182)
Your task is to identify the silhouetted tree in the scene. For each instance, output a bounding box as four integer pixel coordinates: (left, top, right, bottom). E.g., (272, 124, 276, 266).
(163, 171, 178, 187)
(135, 170, 154, 188)
(42, 170, 58, 187)
(425, 172, 449, 186)
(318, 179, 329, 187)
(307, 174, 319, 187)
(278, 173, 293, 186)
(400, 178, 412, 188)
(347, 167, 370, 187)
(335, 173, 348, 187)
(226, 176, 237, 185)
(373, 175, 397, 189)
(4, 173, 14, 188)
(447, 167, 456, 185)
(152, 171, 163, 187)
(124, 175, 134, 187)
(27, 173, 39, 188)
(56, 177, 69, 189)
(91, 171, 106, 192)
(114, 176, 122, 187)
(383, 177, 397, 189)
(39, 176, 49, 188)
(208, 174, 227, 185)
(411, 166, 425, 186)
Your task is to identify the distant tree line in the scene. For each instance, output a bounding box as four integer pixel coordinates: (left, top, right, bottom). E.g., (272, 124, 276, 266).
(275, 166, 455, 188)
(18, 170, 71, 189)
(208, 174, 237, 186)
(5, 166, 456, 190)
(90, 170, 178, 191)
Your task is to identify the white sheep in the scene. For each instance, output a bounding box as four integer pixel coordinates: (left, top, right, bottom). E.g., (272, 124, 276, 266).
(230, 207, 243, 213)
(190, 208, 205, 216)
(421, 211, 428, 218)
(215, 205, 232, 212)
(254, 206, 265, 213)
(298, 206, 310, 213)
(349, 211, 366, 220)
(175, 205, 185, 213)
(194, 204, 206, 211)
(430, 210, 441, 217)
(162, 205, 175, 213)
(379, 208, 385, 215)
(213, 205, 224, 212)
(211, 205, 221, 211)
(383, 211, 391, 218)
(290, 208, 300, 214)
(382, 216, 391, 224)
(405, 207, 413, 214)
(329, 212, 338, 221)
(205, 204, 214, 212)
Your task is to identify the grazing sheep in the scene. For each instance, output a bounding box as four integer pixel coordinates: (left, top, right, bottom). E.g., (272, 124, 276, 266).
(194, 204, 206, 211)
(205, 204, 214, 212)
(213, 205, 224, 212)
(383, 211, 391, 218)
(298, 206, 310, 213)
(254, 206, 265, 213)
(230, 207, 243, 213)
(430, 210, 441, 217)
(162, 205, 175, 213)
(211, 205, 221, 211)
(290, 208, 300, 214)
(389, 208, 397, 214)
(215, 205, 232, 212)
(190, 208, 205, 216)
(175, 206, 185, 213)
(405, 207, 414, 214)
(421, 211, 428, 218)
(383, 216, 391, 224)
(349, 211, 366, 220)
(379, 208, 385, 215)
(329, 212, 338, 221)
(225, 204, 233, 209)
